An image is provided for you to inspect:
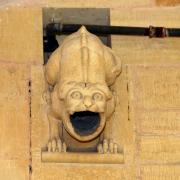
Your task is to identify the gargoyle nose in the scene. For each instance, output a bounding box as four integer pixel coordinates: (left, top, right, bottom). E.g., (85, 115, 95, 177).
(84, 96, 92, 108)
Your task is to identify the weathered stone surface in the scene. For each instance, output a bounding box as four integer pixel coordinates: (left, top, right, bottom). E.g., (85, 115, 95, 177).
(136, 109, 180, 135)
(128, 65, 180, 165)
(111, 7, 180, 66)
(31, 65, 135, 180)
(128, 66, 180, 136)
(44, 26, 122, 154)
(113, 67, 136, 165)
(129, 66, 180, 110)
(139, 136, 180, 164)
(0, 7, 43, 64)
(140, 165, 180, 180)
(0, 5, 179, 179)
(111, 7, 180, 27)
(31, 65, 47, 161)
(135, 110, 180, 135)
(156, 0, 180, 6)
(0, 63, 30, 179)
(35, 163, 135, 180)
(5, 0, 153, 8)
(112, 36, 180, 65)
(0, 160, 29, 180)
(31, 65, 47, 180)
(42, 152, 124, 164)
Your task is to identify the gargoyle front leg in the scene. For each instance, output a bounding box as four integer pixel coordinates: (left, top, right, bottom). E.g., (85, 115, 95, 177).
(97, 121, 118, 154)
(97, 139, 118, 154)
(47, 111, 67, 153)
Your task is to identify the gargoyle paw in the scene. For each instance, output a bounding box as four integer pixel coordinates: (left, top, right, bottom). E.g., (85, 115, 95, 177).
(97, 139, 118, 154)
(47, 138, 67, 153)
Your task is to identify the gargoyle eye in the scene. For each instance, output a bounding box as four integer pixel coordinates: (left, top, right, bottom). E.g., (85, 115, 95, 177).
(71, 91, 82, 99)
(92, 92, 103, 101)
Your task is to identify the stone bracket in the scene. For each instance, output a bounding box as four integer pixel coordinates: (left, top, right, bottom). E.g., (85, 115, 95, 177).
(42, 152, 124, 164)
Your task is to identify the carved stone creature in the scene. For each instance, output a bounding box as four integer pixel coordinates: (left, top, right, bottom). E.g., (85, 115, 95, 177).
(44, 26, 121, 153)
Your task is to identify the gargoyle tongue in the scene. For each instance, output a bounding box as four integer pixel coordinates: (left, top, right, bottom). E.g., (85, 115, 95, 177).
(70, 111, 100, 136)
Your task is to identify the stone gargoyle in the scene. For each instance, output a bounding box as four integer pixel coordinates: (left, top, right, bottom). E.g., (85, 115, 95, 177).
(44, 26, 121, 153)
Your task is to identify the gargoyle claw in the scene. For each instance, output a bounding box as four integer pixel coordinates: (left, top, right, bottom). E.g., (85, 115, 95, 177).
(47, 138, 67, 153)
(97, 139, 118, 154)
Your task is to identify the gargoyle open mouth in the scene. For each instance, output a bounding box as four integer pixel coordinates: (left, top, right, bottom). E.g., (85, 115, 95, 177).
(70, 111, 100, 136)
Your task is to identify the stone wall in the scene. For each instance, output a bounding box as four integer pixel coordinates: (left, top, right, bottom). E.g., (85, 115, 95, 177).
(0, 2, 180, 180)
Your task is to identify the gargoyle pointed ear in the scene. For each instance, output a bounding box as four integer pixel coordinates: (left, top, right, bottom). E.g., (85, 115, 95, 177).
(45, 48, 60, 86)
(103, 46, 121, 86)
(112, 63, 121, 76)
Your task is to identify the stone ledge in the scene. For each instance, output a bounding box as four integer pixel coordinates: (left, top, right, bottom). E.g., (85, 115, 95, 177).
(42, 152, 124, 164)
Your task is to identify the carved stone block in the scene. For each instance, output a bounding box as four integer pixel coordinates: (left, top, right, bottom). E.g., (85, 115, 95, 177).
(128, 66, 180, 110)
(31, 65, 131, 180)
(0, 63, 30, 180)
(139, 136, 180, 164)
(43, 26, 122, 157)
(136, 110, 180, 135)
(140, 165, 180, 180)
(128, 66, 180, 137)
(0, 7, 43, 64)
(128, 65, 180, 165)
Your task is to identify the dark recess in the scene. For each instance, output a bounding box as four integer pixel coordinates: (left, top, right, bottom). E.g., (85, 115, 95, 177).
(70, 111, 100, 136)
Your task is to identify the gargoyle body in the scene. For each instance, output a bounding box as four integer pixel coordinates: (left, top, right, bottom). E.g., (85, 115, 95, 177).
(44, 27, 121, 153)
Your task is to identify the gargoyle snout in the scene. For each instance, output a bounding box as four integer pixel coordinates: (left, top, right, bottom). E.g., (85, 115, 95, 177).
(83, 96, 93, 108)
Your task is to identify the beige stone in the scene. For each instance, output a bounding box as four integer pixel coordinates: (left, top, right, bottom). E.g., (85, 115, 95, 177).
(140, 165, 180, 180)
(31, 65, 47, 160)
(42, 152, 124, 164)
(37, 165, 135, 180)
(128, 66, 180, 137)
(112, 36, 180, 65)
(31, 65, 135, 180)
(111, 7, 180, 27)
(31, 63, 180, 179)
(128, 66, 180, 110)
(0, 7, 43, 64)
(139, 136, 180, 164)
(0, 160, 29, 180)
(128, 65, 180, 166)
(0, 63, 30, 179)
(112, 66, 136, 165)
(8, 0, 153, 8)
(135, 110, 180, 135)
(43, 26, 122, 154)
(156, 0, 180, 6)
(111, 7, 180, 66)
(0, 4, 179, 180)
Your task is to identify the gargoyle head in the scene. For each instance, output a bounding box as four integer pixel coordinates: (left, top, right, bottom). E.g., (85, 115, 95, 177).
(45, 26, 121, 142)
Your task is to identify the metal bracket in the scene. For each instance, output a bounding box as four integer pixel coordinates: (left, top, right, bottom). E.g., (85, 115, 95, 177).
(149, 26, 168, 38)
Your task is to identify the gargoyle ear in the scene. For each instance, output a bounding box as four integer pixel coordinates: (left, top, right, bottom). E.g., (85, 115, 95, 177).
(112, 62, 121, 76)
(45, 48, 60, 86)
(104, 46, 121, 86)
